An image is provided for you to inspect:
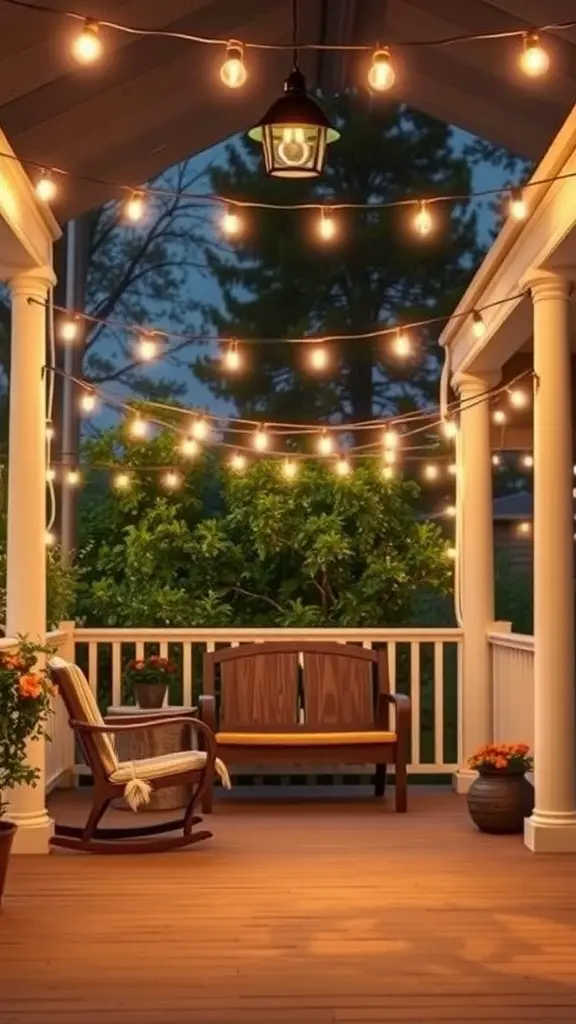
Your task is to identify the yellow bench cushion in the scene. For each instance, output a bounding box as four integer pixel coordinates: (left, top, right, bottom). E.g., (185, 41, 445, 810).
(216, 731, 396, 746)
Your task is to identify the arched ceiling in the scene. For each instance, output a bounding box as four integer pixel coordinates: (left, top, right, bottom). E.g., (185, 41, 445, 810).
(1, 0, 575, 221)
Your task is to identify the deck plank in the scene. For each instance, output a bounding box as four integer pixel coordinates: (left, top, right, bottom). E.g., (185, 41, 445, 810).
(1, 787, 576, 1022)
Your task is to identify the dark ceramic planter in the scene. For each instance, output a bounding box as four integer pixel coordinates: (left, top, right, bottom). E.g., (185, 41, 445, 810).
(467, 767, 534, 834)
(0, 820, 17, 906)
(135, 682, 167, 709)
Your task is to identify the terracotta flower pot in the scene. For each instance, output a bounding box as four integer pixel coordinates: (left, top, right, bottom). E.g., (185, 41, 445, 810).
(467, 767, 534, 834)
(135, 682, 167, 709)
(0, 820, 17, 906)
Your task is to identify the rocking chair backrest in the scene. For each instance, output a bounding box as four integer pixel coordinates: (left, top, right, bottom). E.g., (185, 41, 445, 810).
(49, 658, 119, 777)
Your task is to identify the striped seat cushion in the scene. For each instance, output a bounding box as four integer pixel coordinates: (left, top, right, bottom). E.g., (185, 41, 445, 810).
(50, 656, 119, 775)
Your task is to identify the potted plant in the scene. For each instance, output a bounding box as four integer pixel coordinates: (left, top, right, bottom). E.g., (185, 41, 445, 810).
(466, 742, 534, 835)
(0, 637, 56, 905)
(123, 654, 178, 709)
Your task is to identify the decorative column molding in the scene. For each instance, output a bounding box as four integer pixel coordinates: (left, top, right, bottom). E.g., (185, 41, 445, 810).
(6, 266, 55, 854)
(452, 369, 500, 794)
(523, 267, 576, 853)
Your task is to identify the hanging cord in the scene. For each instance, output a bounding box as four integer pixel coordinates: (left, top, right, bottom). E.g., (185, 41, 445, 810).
(46, 287, 57, 533)
(292, 0, 299, 68)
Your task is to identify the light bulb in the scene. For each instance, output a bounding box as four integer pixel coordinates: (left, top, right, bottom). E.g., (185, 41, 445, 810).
(519, 31, 549, 78)
(45, 530, 55, 547)
(509, 388, 528, 409)
(281, 459, 299, 480)
(113, 472, 131, 491)
(66, 468, 81, 487)
(368, 48, 395, 92)
(392, 329, 411, 357)
(80, 390, 97, 414)
(472, 310, 486, 338)
(59, 316, 79, 342)
(72, 19, 103, 64)
(136, 333, 159, 362)
(277, 127, 311, 169)
(223, 341, 242, 372)
(317, 431, 334, 457)
(308, 345, 329, 371)
(383, 449, 396, 466)
(36, 171, 57, 203)
(317, 209, 337, 241)
(517, 521, 532, 536)
(423, 463, 438, 481)
(509, 189, 527, 220)
(335, 457, 351, 477)
(448, 462, 457, 476)
(444, 505, 457, 518)
(180, 437, 199, 458)
(442, 420, 458, 440)
(129, 415, 148, 440)
(446, 546, 457, 560)
(162, 470, 182, 491)
(46, 423, 55, 442)
(191, 417, 209, 441)
(220, 41, 247, 89)
(253, 427, 269, 452)
(46, 467, 56, 483)
(492, 454, 501, 467)
(492, 409, 506, 425)
(414, 201, 433, 237)
(230, 452, 247, 472)
(124, 191, 146, 223)
(381, 466, 395, 481)
(521, 454, 534, 469)
(221, 207, 243, 238)
(382, 429, 399, 449)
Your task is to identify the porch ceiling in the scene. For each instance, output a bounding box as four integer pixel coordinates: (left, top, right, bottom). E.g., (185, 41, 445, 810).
(1, 0, 576, 221)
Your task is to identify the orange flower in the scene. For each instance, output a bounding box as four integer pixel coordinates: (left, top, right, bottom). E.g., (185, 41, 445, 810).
(18, 673, 43, 699)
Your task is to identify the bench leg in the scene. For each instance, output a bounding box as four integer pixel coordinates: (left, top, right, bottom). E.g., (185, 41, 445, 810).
(394, 758, 407, 813)
(374, 764, 387, 798)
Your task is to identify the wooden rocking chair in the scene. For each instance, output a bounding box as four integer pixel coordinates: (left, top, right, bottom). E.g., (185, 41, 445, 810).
(48, 657, 230, 854)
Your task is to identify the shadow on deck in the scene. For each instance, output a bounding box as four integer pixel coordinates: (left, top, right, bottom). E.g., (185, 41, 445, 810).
(2, 786, 576, 1022)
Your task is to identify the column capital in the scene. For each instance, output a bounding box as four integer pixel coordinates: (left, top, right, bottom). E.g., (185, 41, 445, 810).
(523, 267, 574, 302)
(452, 369, 501, 399)
(9, 265, 55, 299)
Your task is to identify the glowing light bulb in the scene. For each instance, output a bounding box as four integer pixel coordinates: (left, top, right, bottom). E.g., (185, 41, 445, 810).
(392, 329, 411, 357)
(509, 189, 527, 220)
(368, 48, 395, 92)
(492, 454, 501, 467)
(113, 472, 131, 491)
(381, 466, 395, 481)
(414, 201, 433, 237)
(308, 345, 329, 371)
(136, 333, 158, 362)
(129, 415, 148, 440)
(191, 417, 209, 441)
(180, 437, 199, 459)
(448, 462, 457, 476)
(509, 388, 528, 409)
(80, 390, 97, 414)
(282, 459, 299, 480)
(72, 19, 103, 64)
(277, 127, 311, 169)
(335, 456, 351, 477)
(444, 505, 457, 518)
(46, 424, 55, 442)
(521, 454, 534, 469)
(383, 449, 396, 466)
(230, 452, 247, 472)
(517, 521, 532, 536)
(220, 41, 247, 89)
(442, 420, 458, 440)
(446, 546, 457, 560)
(317, 431, 334, 457)
(46, 467, 56, 483)
(253, 427, 269, 452)
(519, 31, 549, 78)
(124, 191, 146, 223)
(45, 530, 55, 547)
(66, 468, 81, 487)
(162, 470, 182, 491)
(492, 410, 506, 425)
(59, 316, 79, 342)
(36, 171, 57, 203)
(472, 310, 486, 338)
(423, 463, 439, 481)
(317, 208, 337, 241)
(382, 429, 399, 449)
(221, 207, 243, 238)
(223, 340, 242, 372)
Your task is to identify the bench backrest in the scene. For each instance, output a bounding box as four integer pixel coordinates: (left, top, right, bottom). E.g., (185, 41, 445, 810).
(203, 642, 389, 732)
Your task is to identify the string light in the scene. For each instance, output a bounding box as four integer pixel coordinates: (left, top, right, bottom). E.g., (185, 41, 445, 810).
(129, 415, 149, 440)
(382, 429, 399, 449)
(281, 458, 299, 480)
(368, 47, 395, 92)
(383, 449, 396, 466)
(391, 328, 411, 357)
(444, 505, 457, 518)
(45, 530, 55, 547)
(317, 431, 334, 457)
(492, 409, 506, 425)
(220, 41, 247, 89)
(335, 456, 351, 477)
(135, 332, 159, 362)
(46, 423, 55, 442)
(446, 546, 457, 560)
(471, 310, 486, 338)
(317, 207, 337, 241)
(253, 426, 270, 452)
(66, 468, 81, 487)
(492, 454, 501, 467)
(222, 340, 242, 372)
(113, 471, 131, 490)
(509, 188, 527, 220)
(46, 467, 56, 483)
(519, 31, 549, 78)
(521, 453, 534, 469)
(381, 466, 395, 481)
(423, 463, 439, 481)
(230, 452, 247, 472)
(448, 462, 457, 476)
(180, 437, 199, 458)
(517, 520, 532, 536)
(59, 315, 79, 343)
(79, 389, 98, 414)
(162, 469, 182, 491)
(442, 419, 458, 440)
(508, 388, 528, 409)
(124, 191, 146, 223)
(35, 171, 57, 203)
(413, 201, 433, 237)
(308, 345, 329, 371)
(221, 207, 243, 238)
(191, 417, 209, 441)
(72, 19, 103, 64)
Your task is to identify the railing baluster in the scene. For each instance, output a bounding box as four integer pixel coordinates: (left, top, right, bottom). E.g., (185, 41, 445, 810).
(387, 641, 396, 693)
(410, 641, 420, 767)
(111, 643, 121, 707)
(182, 642, 193, 707)
(135, 641, 144, 661)
(88, 642, 98, 696)
(433, 641, 444, 768)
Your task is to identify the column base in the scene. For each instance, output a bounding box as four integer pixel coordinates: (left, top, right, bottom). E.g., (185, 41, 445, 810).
(524, 811, 576, 853)
(452, 768, 477, 795)
(9, 810, 54, 854)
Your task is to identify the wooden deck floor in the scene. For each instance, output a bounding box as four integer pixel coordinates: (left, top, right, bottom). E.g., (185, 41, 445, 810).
(2, 786, 576, 1022)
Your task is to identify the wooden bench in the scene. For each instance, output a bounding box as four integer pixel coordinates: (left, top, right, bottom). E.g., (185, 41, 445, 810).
(199, 642, 410, 812)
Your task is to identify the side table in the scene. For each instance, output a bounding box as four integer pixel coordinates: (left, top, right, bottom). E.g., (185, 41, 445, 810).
(106, 705, 197, 813)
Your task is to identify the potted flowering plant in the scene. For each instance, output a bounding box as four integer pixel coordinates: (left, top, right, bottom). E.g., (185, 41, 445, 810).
(466, 743, 534, 835)
(123, 654, 178, 709)
(0, 637, 57, 904)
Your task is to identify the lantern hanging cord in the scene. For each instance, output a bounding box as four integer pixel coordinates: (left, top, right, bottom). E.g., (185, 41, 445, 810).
(292, 0, 299, 68)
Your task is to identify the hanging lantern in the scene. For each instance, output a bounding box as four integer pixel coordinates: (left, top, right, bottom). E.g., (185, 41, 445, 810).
(248, 68, 339, 179)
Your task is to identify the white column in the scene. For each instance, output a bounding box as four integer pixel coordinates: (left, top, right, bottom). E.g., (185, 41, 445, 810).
(5, 267, 55, 853)
(453, 371, 498, 793)
(524, 270, 576, 853)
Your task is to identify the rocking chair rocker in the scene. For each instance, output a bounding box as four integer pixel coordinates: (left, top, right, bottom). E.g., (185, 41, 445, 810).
(48, 658, 230, 854)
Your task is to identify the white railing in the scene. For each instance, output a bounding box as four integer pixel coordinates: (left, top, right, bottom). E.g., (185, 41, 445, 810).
(489, 630, 535, 748)
(70, 625, 463, 775)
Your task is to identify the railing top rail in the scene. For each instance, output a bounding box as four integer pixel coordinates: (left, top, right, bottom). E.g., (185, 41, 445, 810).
(488, 630, 534, 652)
(0, 628, 69, 651)
(74, 626, 463, 642)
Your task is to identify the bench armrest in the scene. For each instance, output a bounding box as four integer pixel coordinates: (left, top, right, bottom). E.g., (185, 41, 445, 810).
(198, 694, 217, 733)
(376, 692, 411, 736)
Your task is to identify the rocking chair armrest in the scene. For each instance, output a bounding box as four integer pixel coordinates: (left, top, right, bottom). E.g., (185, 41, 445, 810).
(71, 714, 207, 736)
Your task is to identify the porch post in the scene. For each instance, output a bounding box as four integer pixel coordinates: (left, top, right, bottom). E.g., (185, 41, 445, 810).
(524, 269, 576, 853)
(452, 371, 498, 793)
(5, 267, 55, 853)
